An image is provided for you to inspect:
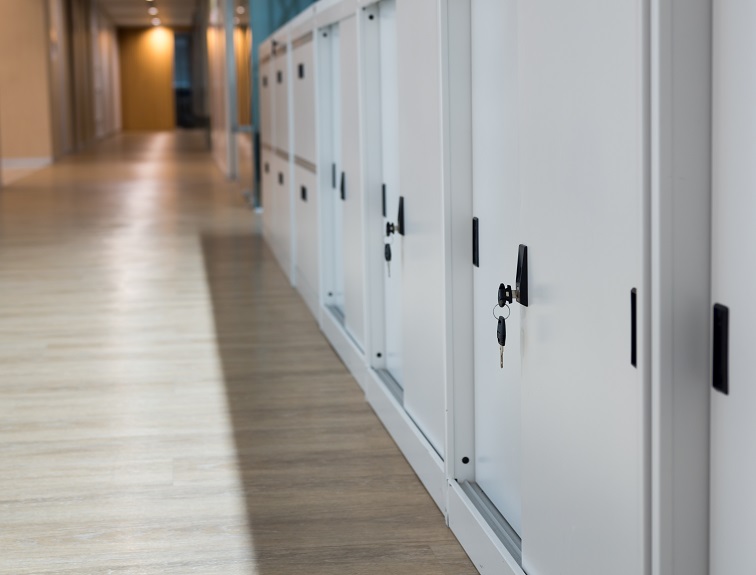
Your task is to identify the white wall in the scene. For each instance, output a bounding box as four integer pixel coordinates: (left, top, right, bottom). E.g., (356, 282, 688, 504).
(91, 4, 121, 139)
(206, 0, 237, 178)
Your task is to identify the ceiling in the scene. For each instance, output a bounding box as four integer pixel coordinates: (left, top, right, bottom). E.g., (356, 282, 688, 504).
(96, 0, 201, 27)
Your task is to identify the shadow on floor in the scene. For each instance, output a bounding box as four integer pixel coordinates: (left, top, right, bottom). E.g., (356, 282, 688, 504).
(200, 232, 476, 574)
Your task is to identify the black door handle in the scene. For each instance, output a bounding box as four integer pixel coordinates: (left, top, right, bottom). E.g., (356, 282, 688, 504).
(631, 288, 637, 367)
(397, 196, 404, 235)
(713, 303, 729, 394)
(515, 245, 528, 306)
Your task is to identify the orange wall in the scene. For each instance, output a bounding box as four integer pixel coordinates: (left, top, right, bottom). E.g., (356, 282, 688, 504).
(119, 27, 175, 131)
(0, 0, 54, 159)
(235, 27, 252, 127)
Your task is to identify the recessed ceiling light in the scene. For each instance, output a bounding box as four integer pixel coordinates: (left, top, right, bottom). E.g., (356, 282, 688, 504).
(234, 16, 241, 25)
(236, 6, 245, 14)
(151, 17, 161, 26)
(148, 6, 158, 15)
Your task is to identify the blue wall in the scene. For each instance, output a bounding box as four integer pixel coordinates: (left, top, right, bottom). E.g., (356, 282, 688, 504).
(248, 0, 316, 131)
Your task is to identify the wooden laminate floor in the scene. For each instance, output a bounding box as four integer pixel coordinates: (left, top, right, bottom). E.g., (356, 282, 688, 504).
(0, 132, 477, 575)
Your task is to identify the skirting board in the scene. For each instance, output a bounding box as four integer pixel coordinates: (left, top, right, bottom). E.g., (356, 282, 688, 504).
(365, 368, 447, 514)
(295, 268, 320, 322)
(448, 481, 525, 575)
(320, 308, 370, 392)
(263, 231, 294, 287)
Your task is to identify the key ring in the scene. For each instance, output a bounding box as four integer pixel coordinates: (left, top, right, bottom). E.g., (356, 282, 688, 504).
(492, 303, 511, 321)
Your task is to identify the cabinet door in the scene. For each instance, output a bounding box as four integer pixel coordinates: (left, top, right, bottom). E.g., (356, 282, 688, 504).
(517, 3, 647, 574)
(261, 150, 276, 242)
(295, 164, 319, 316)
(396, 0, 446, 456)
(274, 156, 292, 276)
(275, 52, 290, 153)
(293, 38, 316, 165)
(377, 0, 403, 386)
(711, 3, 756, 573)
(471, 0, 522, 536)
(319, 22, 345, 313)
(260, 57, 275, 147)
(339, 14, 365, 349)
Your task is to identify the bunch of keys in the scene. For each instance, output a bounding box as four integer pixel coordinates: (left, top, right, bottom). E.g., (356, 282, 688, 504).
(495, 283, 511, 368)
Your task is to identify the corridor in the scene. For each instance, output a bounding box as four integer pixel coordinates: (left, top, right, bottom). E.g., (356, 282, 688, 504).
(0, 133, 475, 574)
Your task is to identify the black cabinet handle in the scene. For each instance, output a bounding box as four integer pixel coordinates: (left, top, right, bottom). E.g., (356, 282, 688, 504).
(397, 196, 404, 235)
(340, 172, 346, 200)
(515, 245, 528, 307)
(713, 303, 729, 394)
(472, 217, 479, 267)
(631, 288, 637, 367)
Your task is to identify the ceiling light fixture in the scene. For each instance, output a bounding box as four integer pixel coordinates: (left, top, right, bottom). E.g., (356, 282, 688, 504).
(236, 6, 245, 14)
(148, 6, 158, 15)
(151, 17, 161, 26)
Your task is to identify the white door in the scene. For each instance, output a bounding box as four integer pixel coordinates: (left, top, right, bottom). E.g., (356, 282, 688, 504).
(396, 0, 446, 458)
(516, 3, 648, 574)
(321, 23, 345, 314)
(339, 14, 365, 349)
(379, 0, 402, 386)
(470, 0, 522, 536)
(711, 3, 756, 573)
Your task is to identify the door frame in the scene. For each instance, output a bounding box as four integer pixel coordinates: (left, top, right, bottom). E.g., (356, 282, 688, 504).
(440, 1, 712, 574)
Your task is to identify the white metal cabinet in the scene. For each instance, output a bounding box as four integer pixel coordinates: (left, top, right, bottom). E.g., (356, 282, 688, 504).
(517, 2, 647, 574)
(339, 13, 365, 350)
(711, 3, 756, 573)
(293, 35, 316, 166)
(295, 163, 319, 317)
(470, 0, 522, 536)
(396, 0, 446, 457)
